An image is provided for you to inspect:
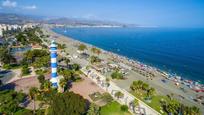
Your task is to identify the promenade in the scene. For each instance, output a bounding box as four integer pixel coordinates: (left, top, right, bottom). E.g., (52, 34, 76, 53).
(81, 67, 160, 115)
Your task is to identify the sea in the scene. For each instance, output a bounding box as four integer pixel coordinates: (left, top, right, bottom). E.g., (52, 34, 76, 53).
(53, 27, 204, 83)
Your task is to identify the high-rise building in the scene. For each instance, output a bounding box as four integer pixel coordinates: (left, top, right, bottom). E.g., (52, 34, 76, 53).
(50, 40, 58, 87)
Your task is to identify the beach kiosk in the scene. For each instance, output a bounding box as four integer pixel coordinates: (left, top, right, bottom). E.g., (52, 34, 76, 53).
(50, 40, 58, 87)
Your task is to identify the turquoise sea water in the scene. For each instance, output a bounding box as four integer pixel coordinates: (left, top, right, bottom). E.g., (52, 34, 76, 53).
(53, 27, 204, 83)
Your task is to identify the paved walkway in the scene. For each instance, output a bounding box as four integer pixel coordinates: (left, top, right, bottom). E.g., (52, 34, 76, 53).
(81, 67, 160, 115)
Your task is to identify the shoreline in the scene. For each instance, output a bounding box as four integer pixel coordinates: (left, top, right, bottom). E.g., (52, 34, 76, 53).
(43, 26, 204, 112)
(51, 27, 204, 87)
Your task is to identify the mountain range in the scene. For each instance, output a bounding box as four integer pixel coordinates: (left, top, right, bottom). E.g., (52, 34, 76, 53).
(0, 13, 134, 27)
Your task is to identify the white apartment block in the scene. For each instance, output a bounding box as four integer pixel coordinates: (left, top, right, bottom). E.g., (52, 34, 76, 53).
(0, 23, 37, 33)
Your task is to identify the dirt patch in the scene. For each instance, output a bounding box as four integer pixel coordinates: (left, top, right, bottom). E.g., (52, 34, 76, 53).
(70, 76, 105, 102)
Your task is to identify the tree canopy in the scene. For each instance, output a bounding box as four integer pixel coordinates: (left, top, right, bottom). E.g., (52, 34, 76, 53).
(21, 64, 30, 76)
(91, 47, 101, 55)
(114, 91, 124, 99)
(22, 49, 50, 67)
(48, 91, 87, 115)
(90, 56, 101, 64)
(130, 80, 156, 98)
(0, 47, 16, 64)
(111, 70, 124, 79)
(78, 44, 87, 51)
(15, 28, 43, 45)
(0, 90, 26, 114)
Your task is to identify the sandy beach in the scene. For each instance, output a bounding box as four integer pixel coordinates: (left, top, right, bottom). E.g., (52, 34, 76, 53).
(42, 25, 204, 112)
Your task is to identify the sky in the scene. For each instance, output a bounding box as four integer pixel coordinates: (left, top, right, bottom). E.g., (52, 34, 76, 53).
(0, 0, 204, 27)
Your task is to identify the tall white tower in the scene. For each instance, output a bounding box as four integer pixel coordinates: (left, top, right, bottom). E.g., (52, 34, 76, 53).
(50, 40, 58, 87)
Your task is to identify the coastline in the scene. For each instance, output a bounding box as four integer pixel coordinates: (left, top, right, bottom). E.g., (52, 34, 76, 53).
(51, 27, 204, 87)
(43, 26, 204, 112)
(53, 27, 204, 84)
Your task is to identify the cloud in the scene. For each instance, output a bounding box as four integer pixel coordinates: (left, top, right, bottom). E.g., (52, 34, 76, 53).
(2, 0, 17, 8)
(23, 5, 37, 10)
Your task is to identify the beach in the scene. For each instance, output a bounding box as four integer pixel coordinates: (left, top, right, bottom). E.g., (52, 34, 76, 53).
(42, 25, 204, 112)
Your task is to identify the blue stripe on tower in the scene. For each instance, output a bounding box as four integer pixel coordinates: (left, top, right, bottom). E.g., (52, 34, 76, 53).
(51, 53, 57, 58)
(51, 73, 57, 77)
(51, 63, 57, 68)
(50, 47, 57, 50)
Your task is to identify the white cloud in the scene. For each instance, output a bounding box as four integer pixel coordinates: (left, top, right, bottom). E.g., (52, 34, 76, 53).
(2, 0, 17, 8)
(23, 5, 37, 10)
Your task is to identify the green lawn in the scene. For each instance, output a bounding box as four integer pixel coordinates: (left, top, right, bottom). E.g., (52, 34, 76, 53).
(100, 101, 131, 115)
(146, 95, 169, 114)
(131, 91, 170, 115)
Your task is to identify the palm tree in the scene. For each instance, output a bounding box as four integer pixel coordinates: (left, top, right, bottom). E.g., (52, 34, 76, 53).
(62, 69, 72, 81)
(165, 100, 180, 115)
(37, 74, 45, 84)
(29, 87, 39, 114)
(130, 80, 143, 92)
(71, 63, 80, 71)
(91, 47, 101, 56)
(137, 80, 143, 89)
(0, 47, 16, 64)
(43, 80, 52, 92)
(191, 106, 200, 115)
(147, 87, 155, 98)
(78, 44, 87, 51)
(142, 83, 149, 90)
(87, 103, 100, 115)
(114, 91, 124, 100)
(65, 58, 70, 67)
(59, 78, 67, 92)
(90, 56, 100, 64)
(130, 81, 137, 91)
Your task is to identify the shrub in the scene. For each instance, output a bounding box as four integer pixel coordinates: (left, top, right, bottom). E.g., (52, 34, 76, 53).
(37, 75, 45, 84)
(21, 65, 30, 76)
(48, 92, 87, 115)
(78, 44, 87, 51)
(35, 69, 47, 75)
(2, 64, 11, 69)
(101, 93, 113, 103)
(121, 105, 128, 111)
(90, 56, 101, 64)
(111, 70, 123, 79)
